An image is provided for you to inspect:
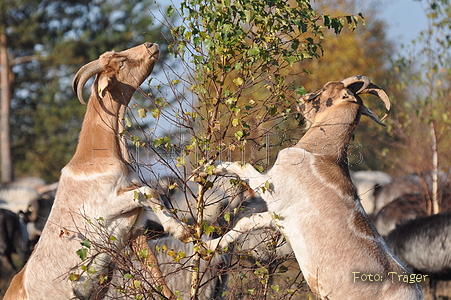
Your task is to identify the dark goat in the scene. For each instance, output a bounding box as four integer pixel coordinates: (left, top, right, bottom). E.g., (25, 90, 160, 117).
(373, 174, 425, 217)
(0, 208, 29, 269)
(374, 189, 451, 237)
(374, 194, 429, 237)
(386, 212, 451, 299)
(373, 171, 451, 217)
(20, 191, 56, 245)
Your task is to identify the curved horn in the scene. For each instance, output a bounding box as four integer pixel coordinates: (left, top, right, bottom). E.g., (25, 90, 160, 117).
(340, 75, 371, 94)
(72, 60, 104, 105)
(359, 83, 391, 122)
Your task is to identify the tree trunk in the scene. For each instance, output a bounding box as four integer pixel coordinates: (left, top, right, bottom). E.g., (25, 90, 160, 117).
(430, 122, 439, 215)
(0, 32, 12, 183)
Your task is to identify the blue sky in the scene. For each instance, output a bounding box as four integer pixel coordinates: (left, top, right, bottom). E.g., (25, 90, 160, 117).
(380, 0, 428, 46)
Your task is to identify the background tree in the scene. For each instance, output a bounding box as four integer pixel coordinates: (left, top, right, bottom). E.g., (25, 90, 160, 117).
(0, 0, 167, 182)
(390, 0, 451, 214)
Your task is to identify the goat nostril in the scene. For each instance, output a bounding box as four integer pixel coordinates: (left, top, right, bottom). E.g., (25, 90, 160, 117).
(144, 42, 154, 48)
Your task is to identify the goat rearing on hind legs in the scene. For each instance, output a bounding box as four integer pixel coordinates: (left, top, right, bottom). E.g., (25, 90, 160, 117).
(5, 43, 192, 300)
(206, 76, 424, 300)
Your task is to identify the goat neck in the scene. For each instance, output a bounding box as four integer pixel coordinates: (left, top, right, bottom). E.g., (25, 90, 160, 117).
(68, 90, 125, 171)
(68, 43, 159, 173)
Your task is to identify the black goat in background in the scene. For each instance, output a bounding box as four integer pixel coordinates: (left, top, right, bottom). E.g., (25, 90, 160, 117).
(386, 212, 451, 300)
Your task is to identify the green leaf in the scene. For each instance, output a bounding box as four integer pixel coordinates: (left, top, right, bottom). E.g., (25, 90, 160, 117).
(76, 248, 88, 261)
(176, 155, 186, 167)
(151, 108, 160, 119)
(167, 5, 174, 17)
(80, 265, 88, 271)
(265, 181, 271, 191)
(271, 284, 280, 292)
(296, 86, 307, 95)
(153, 136, 170, 148)
(225, 97, 237, 105)
(235, 130, 244, 140)
(98, 275, 108, 284)
(205, 165, 215, 176)
(204, 224, 216, 235)
(138, 248, 148, 259)
(81, 238, 91, 249)
(69, 273, 80, 281)
(248, 46, 260, 56)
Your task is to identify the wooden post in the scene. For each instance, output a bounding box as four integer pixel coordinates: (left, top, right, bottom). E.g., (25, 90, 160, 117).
(0, 32, 12, 183)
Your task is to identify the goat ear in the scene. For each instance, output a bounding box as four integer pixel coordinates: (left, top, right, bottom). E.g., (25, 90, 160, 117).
(346, 82, 366, 94)
(98, 75, 112, 98)
(361, 105, 385, 126)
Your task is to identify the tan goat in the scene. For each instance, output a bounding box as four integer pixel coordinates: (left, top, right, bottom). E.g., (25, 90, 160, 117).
(5, 43, 191, 300)
(206, 76, 424, 299)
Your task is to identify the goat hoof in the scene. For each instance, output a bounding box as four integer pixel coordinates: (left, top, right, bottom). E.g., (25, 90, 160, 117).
(180, 235, 195, 243)
(178, 230, 195, 243)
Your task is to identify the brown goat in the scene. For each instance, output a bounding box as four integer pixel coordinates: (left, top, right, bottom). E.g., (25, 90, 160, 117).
(4, 43, 191, 300)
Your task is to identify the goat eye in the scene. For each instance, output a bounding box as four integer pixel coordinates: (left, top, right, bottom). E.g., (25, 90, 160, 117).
(342, 93, 349, 99)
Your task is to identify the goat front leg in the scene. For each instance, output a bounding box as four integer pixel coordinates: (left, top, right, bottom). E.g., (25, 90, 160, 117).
(118, 186, 193, 243)
(204, 212, 276, 251)
(214, 162, 270, 192)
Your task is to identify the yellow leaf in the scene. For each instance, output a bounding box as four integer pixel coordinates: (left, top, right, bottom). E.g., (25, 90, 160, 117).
(233, 77, 244, 86)
(134, 280, 141, 288)
(167, 250, 176, 258)
(138, 108, 147, 119)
